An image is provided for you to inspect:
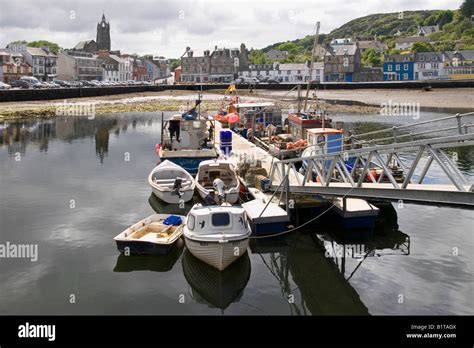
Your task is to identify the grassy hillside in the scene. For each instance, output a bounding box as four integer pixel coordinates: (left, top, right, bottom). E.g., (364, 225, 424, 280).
(252, 1, 474, 64)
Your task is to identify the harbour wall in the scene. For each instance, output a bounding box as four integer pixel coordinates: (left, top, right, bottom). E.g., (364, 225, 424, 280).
(1, 80, 473, 103)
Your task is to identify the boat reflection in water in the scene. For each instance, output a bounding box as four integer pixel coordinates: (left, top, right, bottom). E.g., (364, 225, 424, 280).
(148, 193, 195, 216)
(113, 245, 183, 273)
(182, 249, 251, 310)
(250, 207, 409, 315)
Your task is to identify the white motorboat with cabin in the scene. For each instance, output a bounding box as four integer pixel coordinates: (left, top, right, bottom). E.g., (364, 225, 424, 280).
(183, 204, 251, 271)
(148, 160, 196, 204)
(195, 159, 240, 204)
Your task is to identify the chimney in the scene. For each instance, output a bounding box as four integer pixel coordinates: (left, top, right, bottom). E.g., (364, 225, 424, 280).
(41, 46, 50, 53)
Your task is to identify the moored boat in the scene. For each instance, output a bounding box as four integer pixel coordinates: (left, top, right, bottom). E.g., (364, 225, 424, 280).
(157, 114, 218, 174)
(114, 214, 185, 255)
(148, 160, 195, 204)
(183, 204, 251, 271)
(195, 159, 240, 204)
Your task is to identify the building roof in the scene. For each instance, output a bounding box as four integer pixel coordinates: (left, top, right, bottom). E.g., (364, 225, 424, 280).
(277, 63, 308, 70)
(109, 54, 126, 64)
(418, 25, 439, 34)
(358, 40, 388, 51)
(414, 51, 443, 62)
(444, 50, 474, 61)
(395, 36, 431, 44)
(26, 47, 57, 57)
(74, 40, 96, 50)
(326, 44, 358, 56)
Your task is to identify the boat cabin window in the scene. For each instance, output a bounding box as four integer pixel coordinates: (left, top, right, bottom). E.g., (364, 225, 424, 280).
(181, 122, 189, 131)
(317, 135, 325, 145)
(193, 121, 202, 129)
(187, 214, 195, 230)
(211, 213, 230, 226)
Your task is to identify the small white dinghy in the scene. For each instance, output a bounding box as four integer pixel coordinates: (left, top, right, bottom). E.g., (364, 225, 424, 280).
(114, 214, 185, 255)
(148, 160, 196, 204)
(183, 204, 251, 271)
(195, 160, 240, 205)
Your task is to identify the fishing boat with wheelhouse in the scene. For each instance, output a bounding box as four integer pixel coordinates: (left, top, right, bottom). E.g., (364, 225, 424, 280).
(157, 102, 218, 174)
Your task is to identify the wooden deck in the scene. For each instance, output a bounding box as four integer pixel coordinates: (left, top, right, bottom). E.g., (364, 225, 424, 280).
(214, 121, 303, 186)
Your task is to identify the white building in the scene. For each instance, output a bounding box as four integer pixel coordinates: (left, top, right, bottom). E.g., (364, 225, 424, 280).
(239, 62, 324, 83)
(7, 43, 58, 81)
(57, 51, 103, 81)
(101, 54, 132, 81)
(414, 52, 445, 80)
(276, 63, 324, 83)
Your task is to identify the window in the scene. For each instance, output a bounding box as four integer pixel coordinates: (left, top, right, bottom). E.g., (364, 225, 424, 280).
(297, 70, 301, 74)
(388, 65, 392, 71)
(278, 71, 281, 75)
(403, 73, 408, 80)
(396, 64, 400, 71)
(404, 64, 409, 71)
(187, 214, 195, 230)
(420, 56, 425, 61)
(212, 213, 230, 226)
(287, 70, 290, 75)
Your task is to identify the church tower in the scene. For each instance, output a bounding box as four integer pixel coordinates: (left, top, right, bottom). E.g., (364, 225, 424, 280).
(96, 14, 111, 51)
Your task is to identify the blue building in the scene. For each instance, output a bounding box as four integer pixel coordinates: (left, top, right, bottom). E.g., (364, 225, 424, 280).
(144, 60, 160, 81)
(383, 53, 415, 81)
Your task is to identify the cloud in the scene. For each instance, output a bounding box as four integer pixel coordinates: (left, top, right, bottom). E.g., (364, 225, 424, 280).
(0, 0, 462, 57)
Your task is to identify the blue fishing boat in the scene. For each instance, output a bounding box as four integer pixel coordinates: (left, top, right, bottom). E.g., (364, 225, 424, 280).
(157, 112, 218, 175)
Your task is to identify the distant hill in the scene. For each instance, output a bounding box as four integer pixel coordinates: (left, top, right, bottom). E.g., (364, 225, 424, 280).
(254, 6, 474, 64)
(262, 10, 437, 53)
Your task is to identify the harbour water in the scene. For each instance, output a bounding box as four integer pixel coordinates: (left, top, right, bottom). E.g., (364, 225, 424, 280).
(0, 112, 473, 315)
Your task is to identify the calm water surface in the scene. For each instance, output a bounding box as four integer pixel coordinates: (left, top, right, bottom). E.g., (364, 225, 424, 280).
(0, 111, 472, 315)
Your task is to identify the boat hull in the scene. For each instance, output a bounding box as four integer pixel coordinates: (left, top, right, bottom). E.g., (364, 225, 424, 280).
(184, 237, 249, 271)
(196, 187, 240, 205)
(151, 187, 194, 204)
(115, 239, 177, 255)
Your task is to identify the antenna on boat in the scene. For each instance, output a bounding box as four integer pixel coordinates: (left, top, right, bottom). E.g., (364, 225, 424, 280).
(303, 21, 320, 113)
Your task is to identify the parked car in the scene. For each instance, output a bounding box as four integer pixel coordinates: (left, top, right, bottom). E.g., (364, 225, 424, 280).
(10, 80, 31, 89)
(265, 78, 280, 84)
(20, 76, 42, 89)
(68, 81, 84, 88)
(90, 80, 101, 86)
(53, 79, 71, 88)
(80, 80, 94, 87)
(0, 82, 11, 90)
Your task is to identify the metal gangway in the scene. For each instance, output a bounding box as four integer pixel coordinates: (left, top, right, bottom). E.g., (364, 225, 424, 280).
(269, 112, 474, 207)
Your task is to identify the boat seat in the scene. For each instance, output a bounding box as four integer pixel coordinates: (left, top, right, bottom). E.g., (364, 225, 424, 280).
(153, 179, 192, 187)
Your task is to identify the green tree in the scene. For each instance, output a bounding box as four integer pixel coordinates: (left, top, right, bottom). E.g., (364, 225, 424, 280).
(460, 0, 474, 18)
(27, 40, 61, 54)
(248, 49, 268, 64)
(169, 58, 180, 71)
(411, 42, 435, 52)
(361, 48, 382, 67)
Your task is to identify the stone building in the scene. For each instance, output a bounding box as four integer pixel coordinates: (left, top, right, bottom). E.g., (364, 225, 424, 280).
(180, 43, 249, 83)
(97, 14, 111, 51)
(324, 44, 361, 82)
(73, 40, 98, 54)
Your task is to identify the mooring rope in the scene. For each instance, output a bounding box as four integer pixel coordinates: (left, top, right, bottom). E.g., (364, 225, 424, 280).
(248, 184, 357, 239)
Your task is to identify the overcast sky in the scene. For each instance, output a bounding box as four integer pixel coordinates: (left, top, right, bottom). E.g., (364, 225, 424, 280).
(0, 0, 461, 57)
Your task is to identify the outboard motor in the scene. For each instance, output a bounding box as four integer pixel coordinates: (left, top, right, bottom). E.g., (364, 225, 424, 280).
(172, 177, 183, 198)
(212, 178, 226, 203)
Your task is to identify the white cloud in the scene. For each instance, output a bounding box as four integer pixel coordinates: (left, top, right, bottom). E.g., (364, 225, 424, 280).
(0, 0, 462, 57)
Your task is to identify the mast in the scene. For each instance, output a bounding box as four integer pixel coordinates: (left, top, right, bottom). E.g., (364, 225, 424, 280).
(303, 21, 320, 113)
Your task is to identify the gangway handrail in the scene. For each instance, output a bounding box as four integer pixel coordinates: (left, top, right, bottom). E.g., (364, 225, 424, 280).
(273, 133, 474, 164)
(271, 111, 474, 156)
